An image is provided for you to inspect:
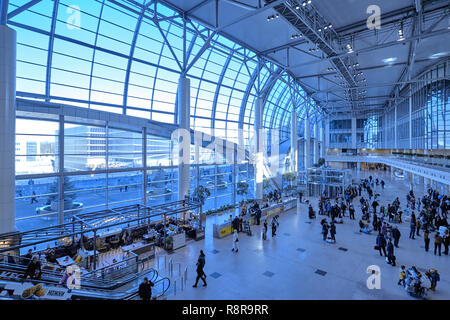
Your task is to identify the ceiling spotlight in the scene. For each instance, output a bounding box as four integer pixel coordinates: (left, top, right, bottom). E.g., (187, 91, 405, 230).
(398, 21, 405, 41)
(307, 0, 311, 4)
(296, 5, 300, 9)
(275, 14, 279, 18)
(324, 26, 328, 30)
(318, 28, 322, 32)
(328, 24, 332, 28)
(302, 1, 307, 6)
(346, 44, 353, 53)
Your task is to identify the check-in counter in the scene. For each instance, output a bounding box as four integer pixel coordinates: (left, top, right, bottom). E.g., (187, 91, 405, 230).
(249, 198, 297, 223)
(213, 221, 232, 239)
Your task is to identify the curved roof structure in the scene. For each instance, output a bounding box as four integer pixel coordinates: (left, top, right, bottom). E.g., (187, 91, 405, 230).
(7, 0, 324, 146)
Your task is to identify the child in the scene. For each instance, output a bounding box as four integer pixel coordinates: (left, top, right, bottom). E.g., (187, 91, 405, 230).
(398, 265, 406, 287)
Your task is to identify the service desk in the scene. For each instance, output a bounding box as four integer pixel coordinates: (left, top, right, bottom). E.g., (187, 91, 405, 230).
(213, 221, 232, 239)
(122, 242, 155, 261)
(249, 199, 297, 224)
(172, 232, 186, 250)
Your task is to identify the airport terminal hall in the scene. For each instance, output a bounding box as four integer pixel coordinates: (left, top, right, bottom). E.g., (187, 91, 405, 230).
(0, 0, 450, 303)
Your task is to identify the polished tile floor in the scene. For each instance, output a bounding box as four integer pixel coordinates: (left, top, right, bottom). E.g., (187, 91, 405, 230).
(155, 170, 449, 300)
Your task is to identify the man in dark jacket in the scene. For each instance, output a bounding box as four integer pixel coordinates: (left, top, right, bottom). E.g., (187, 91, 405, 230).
(376, 233, 387, 256)
(386, 240, 396, 266)
(24, 256, 42, 280)
(232, 216, 240, 233)
(138, 277, 154, 301)
(392, 226, 401, 248)
(193, 250, 207, 288)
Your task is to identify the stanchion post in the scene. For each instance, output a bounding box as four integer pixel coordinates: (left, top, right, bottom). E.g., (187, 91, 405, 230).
(181, 276, 184, 291)
(174, 280, 176, 296)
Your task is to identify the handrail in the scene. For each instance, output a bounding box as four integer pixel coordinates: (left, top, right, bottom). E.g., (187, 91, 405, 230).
(0, 258, 159, 291)
(124, 277, 171, 301)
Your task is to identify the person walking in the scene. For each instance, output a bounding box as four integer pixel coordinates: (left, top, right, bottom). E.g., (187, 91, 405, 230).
(329, 222, 336, 242)
(271, 217, 279, 237)
(424, 229, 430, 252)
(409, 215, 416, 239)
(349, 204, 355, 220)
(376, 233, 387, 257)
(386, 239, 396, 266)
(193, 251, 207, 287)
(232, 230, 239, 253)
(30, 191, 38, 204)
(416, 219, 421, 237)
(322, 222, 329, 241)
(398, 266, 406, 286)
(138, 277, 154, 301)
(428, 269, 440, 291)
(392, 226, 401, 248)
(443, 230, 449, 255)
(434, 232, 443, 256)
(262, 220, 268, 240)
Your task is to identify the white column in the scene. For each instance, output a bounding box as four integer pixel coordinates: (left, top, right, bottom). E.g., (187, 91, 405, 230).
(425, 178, 431, 192)
(177, 77, 190, 201)
(408, 172, 413, 190)
(351, 117, 356, 149)
(409, 84, 412, 150)
(0, 25, 16, 234)
(254, 97, 264, 200)
(321, 119, 326, 158)
(304, 116, 311, 169)
(394, 104, 398, 149)
(324, 116, 329, 157)
(314, 121, 319, 164)
(291, 110, 298, 173)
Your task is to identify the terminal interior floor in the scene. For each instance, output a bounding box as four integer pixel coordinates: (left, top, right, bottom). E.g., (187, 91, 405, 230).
(155, 170, 449, 300)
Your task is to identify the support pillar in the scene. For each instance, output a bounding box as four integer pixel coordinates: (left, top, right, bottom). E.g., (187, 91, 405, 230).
(351, 117, 356, 149)
(0, 24, 16, 234)
(291, 110, 298, 173)
(324, 116, 329, 158)
(177, 77, 190, 201)
(254, 97, 264, 201)
(314, 121, 319, 165)
(409, 84, 412, 149)
(394, 104, 398, 149)
(425, 178, 431, 192)
(408, 172, 413, 191)
(304, 116, 311, 170)
(321, 119, 326, 158)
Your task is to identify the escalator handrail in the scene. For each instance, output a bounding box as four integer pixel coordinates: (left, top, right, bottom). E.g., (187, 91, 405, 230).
(124, 276, 171, 300)
(0, 262, 160, 291)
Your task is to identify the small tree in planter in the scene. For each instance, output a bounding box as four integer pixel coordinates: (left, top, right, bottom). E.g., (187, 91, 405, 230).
(164, 235, 173, 251)
(47, 175, 77, 211)
(237, 181, 249, 202)
(192, 185, 211, 206)
(192, 185, 211, 220)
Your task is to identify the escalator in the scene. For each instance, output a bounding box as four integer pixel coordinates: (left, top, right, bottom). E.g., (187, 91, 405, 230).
(0, 259, 171, 300)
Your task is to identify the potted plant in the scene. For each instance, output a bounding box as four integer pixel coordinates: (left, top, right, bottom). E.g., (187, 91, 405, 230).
(164, 236, 173, 251)
(237, 181, 249, 201)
